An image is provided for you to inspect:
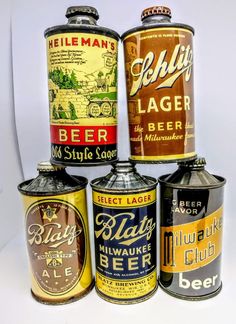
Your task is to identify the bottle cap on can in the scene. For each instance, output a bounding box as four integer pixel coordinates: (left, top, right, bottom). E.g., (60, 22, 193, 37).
(37, 161, 65, 172)
(66, 6, 99, 20)
(141, 6, 172, 21)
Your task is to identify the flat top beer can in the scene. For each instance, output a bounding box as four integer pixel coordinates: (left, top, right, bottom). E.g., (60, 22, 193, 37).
(18, 162, 94, 304)
(159, 158, 226, 300)
(44, 6, 119, 166)
(122, 6, 196, 163)
(91, 161, 157, 304)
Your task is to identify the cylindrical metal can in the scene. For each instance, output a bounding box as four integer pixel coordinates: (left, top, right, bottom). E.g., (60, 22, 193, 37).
(44, 6, 119, 166)
(91, 161, 157, 304)
(18, 162, 94, 304)
(159, 158, 226, 300)
(122, 6, 196, 163)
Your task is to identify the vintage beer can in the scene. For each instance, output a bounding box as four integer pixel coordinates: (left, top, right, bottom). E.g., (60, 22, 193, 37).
(159, 157, 226, 300)
(18, 162, 94, 304)
(91, 161, 157, 304)
(122, 6, 196, 163)
(44, 6, 119, 166)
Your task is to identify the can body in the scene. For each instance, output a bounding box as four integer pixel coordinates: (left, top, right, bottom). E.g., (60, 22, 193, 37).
(91, 161, 157, 304)
(92, 188, 157, 303)
(122, 25, 196, 163)
(19, 183, 94, 304)
(45, 29, 118, 166)
(159, 178, 225, 300)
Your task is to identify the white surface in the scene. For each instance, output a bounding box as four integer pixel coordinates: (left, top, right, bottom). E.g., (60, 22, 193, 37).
(0, 0, 23, 249)
(1, 215, 235, 324)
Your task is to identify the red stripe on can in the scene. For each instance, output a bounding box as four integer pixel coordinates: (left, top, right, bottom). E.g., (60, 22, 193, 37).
(50, 125, 117, 146)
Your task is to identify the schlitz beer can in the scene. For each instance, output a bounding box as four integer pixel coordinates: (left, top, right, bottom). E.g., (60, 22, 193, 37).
(122, 6, 196, 163)
(91, 161, 157, 304)
(159, 158, 226, 300)
(44, 6, 119, 166)
(18, 162, 94, 304)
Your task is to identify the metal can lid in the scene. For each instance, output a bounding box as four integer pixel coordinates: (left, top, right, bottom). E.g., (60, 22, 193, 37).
(66, 6, 99, 20)
(141, 6, 172, 21)
(37, 161, 65, 172)
(159, 156, 226, 188)
(91, 160, 157, 192)
(178, 157, 206, 169)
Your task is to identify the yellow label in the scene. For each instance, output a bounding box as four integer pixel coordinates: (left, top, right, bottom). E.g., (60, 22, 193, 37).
(47, 32, 118, 127)
(93, 190, 156, 208)
(21, 190, 93, 302)
(96, 270, 157, 300)
(161, 207, 223, 273)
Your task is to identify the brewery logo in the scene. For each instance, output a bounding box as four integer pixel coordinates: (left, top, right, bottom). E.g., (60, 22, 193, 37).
(26, 200, 86, 295)
(42, 206, 57, 222)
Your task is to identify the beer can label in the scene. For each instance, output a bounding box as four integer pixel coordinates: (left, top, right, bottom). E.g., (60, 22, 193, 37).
(160, 188, 223, 297)
(123, 27, 195, 161)
(46, 32, 118, 164)
(22, 190, 93, 302)
(92, 190, 157, 301)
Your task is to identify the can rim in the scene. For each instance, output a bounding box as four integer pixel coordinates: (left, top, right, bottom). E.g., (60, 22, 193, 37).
(158, 174, 226, 189)
(121, 22, 194, 40)
(18, 175, 88, 196)
(50, 158, 118, 167)
(90, 175, 157, 193)
(44, 24, 120, 40)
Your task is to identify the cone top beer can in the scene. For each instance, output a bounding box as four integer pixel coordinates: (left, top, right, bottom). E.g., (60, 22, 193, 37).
(18, 162, 94, 304)
(45, 6, 119, 166)
(91, 161, 157, 304)
(122, 6, 196, 163)
(158, 157, 226, 300)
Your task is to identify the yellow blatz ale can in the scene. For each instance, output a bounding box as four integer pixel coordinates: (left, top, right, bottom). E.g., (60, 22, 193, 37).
(91, 161, 157, 304)
(18, 162, 94, 304)
(44, 6, 119, 166)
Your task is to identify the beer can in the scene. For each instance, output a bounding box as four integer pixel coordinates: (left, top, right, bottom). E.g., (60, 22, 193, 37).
(18, 162, 94, 304)
(122, 6, 196, 163)
(44, 6, 119, 166)
(91, 161, 157, 304)
(159, 157, 226, 300)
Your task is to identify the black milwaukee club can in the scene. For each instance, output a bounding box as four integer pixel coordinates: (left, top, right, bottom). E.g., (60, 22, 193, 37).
(91, 161, 157, 304)
(159, 157, 226, 300)
(45, 6, 119, 166)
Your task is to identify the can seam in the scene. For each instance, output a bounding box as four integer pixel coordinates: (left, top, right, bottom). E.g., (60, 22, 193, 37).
(121, 23, 194, 40)
(158, 174, 226, 189)
(159, 282, 222, 301)
(95, 284, 158, 305)
(44, 25, 120, 40)
(31, 279, 95, 305)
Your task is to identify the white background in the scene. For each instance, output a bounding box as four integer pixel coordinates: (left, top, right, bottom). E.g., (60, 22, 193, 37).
(1, 0, 236, 323)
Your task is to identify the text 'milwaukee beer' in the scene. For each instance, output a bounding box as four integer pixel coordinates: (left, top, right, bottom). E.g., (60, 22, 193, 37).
(91, 161, 157, 304)
(44, 6, 119, 166)
(18, 162, 94, 304)
(122, 6, 196, 163)
(159, 158, 226, 300)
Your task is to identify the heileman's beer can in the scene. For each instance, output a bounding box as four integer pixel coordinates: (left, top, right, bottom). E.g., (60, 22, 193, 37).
(18, 162, 94, 304)
(159, 158, 226, 300)
(44, 6, 119, 166)
(91, 161, 157, 304)
(122, 6, 196, 163)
